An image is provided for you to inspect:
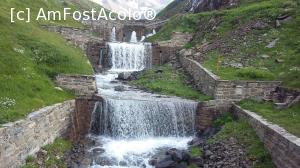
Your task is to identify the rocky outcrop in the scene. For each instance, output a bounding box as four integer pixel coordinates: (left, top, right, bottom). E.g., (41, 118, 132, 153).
(190, 0, 238, 13)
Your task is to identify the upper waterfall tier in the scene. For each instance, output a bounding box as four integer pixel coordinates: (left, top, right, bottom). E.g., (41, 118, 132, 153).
(108, 42, 152, 72)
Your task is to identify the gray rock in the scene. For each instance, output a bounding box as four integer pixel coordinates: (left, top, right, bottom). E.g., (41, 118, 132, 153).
(205, 150, 213, 157)
(230, 63, 243, 69)
(114, 85, 125, 92)
(266, 38, 279, 48)
(117, 72, 132, 80)
(261, 54, 270, 59)
(275, 58, 284, 63)
(252, 21, 268, 30)
(156, 155, 177, 168)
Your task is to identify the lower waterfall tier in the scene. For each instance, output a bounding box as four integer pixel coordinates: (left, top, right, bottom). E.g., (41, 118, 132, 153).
(91, 98, 197, 139)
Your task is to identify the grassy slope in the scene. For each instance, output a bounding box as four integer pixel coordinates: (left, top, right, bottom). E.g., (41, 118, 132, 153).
(0, 0, 95, 124)
(150, 0, 300, 88)
(130, 65, 211, 101)
(239, 100, 300, 137)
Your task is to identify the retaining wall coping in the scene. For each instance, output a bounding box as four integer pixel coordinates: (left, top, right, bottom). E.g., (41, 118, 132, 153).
(1, 100, 75, 128)
(218, 80, 282, 84)
(56, 74, 96, 80)
(233, 103, 300, 147)
(184, 57, 220, 80)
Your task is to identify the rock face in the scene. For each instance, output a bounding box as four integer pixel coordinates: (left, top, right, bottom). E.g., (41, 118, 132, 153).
(190, 0, 238, 13)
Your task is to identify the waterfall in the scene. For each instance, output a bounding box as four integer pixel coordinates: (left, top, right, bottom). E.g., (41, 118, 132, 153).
(111, 27, 116, 42)
(130, 31, 138, 43)
(91, 24, 196, 168)
(108, 42, 152, 71)
(99, 49, 103, 66)
(91, 98, 197, 139)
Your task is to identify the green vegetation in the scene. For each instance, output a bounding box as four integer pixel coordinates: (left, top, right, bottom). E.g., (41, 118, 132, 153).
(23, 138, 72, 168)
(239, 99, 300, 137)
(203, 54, 276, 80)
(215, 113, 274, 168)
(213, 112, 234, 127)
(0, 0, 95, 124)
(190, 147, 203, 157)
(130, 65, 211, 101)
(151, 0, 300, 88)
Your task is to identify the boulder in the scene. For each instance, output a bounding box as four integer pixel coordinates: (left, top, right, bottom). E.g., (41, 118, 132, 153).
(155, 155, 177, 168)
(266, 38, 279, 48)
(166, 148, 191, 163)
(114, 85, 125, 92)
(117, 72, 132, 80)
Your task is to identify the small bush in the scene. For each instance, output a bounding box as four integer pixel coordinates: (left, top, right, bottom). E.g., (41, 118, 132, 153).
(213, 112, 234, 127)
(190, 147, 203, 157)
(236, 67, 275, 80)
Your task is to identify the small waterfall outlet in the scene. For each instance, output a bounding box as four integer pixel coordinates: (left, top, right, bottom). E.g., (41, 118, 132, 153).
(130, 31, 138, 43)
(111, 27, 116, 42)
(108, 42, 152, 71)
(88, 28, 197, 168)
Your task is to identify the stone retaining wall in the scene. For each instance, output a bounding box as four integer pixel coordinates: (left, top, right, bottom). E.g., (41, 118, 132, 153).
(179, 56, 281, 100)
(55, 74, 97, 96)
(196, 100, 232, 131)
(232, 104, 300, 168)
(42, 25, 103, 51)
(69, 96, 102, 142)
(0, 100, 75, 168)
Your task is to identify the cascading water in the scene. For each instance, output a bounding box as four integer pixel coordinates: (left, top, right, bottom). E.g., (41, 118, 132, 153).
(111, 27, 116, 42)
(130, 31, 138, 43)
(108, 42, 152, 71)
(92, 99, 197, 138)
(88, 28, 197, 168)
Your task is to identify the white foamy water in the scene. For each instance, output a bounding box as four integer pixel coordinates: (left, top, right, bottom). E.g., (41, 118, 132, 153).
(130, 31, 138, 43)
(108, 42, 152, 72)
(89, 136, 192, 168)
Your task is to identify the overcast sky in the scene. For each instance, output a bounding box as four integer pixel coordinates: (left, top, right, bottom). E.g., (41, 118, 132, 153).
(92, 0, 173, 13)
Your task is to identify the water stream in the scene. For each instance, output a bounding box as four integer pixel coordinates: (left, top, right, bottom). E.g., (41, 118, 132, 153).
(88, 31, 197, 168)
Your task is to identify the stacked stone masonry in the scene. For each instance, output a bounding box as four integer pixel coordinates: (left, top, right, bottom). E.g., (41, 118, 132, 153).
(233, 104, 300, 168)
(55, 74, 97, 96)
(0, 100, 75, 168)
(179, 56, 281, 100)
(196, 100, 232, 131)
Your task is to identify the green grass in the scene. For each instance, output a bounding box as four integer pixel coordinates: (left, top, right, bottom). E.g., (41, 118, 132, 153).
(0, 0, 94, 124)
(23, 138, 72, 168)
(152, 0, 300, 88)
(130, 65, 211, 101)
(239, 99, 300, 137)
(190, 147, 203, 157)
(203, 53, 276, 80)
(216, 114, 274, 168)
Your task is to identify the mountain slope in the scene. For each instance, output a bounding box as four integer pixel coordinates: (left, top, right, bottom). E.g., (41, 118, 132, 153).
(0, 0, 104, 124)
(151, 0, 300, 88)
(158, 0, 190, 19)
